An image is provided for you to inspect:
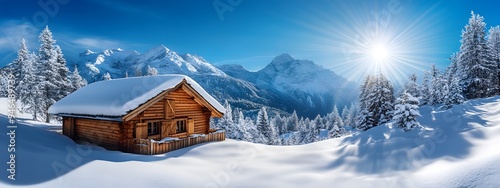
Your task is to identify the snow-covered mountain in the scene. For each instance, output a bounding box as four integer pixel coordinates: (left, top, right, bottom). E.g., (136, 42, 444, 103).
(69, 46, 358, 118)
(219, 54, 359, 117)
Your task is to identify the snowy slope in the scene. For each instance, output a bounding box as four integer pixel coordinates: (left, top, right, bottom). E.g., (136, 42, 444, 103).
(1, 96, 499, 187)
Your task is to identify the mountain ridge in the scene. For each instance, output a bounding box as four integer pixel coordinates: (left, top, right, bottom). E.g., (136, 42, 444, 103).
(68, 46, 358, 118)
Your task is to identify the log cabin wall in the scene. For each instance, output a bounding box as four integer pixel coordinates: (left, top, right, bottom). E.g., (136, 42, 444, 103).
(126, 86, 211, 141)
(166, 87, 211, 135)
(73, 118, 122, 150)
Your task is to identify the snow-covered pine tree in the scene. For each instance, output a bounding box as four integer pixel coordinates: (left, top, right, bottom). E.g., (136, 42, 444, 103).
(341, 106, 349, 124)
(487, 26, 500, 94)
(345, 103, 357, 129)
(244, 116, 261, 143)
(102, 72, 112, 81)
(146, 65, 158, 76)
(458, 12, 497, 99)
(357, 74, 378, 130)
(392, 91, 421, 131)
(37, 26, 71, 123)
(444, 53, 460, 84)
(0, 72, 7, 97)
(287, 110, 300, 132)
(357, 74, 395, 131)
(332, 105, 344, 127)
(69, 65, 87, 93)
(17, 52, 40, 120)
(135, 67, 142, 77)
(297, 118, 312, 144)
(125, 71, 129, 78)
(12, 38, 29, 91)
(420, 70, 431, 105)
(54, 45, 71, 97)
(405, 73, 419, 98)
(378, 73, 395, 124)
(256, 106, 273, 144)
(443, 76, 464, 109)
(273, 113, 286, 136)
(303, 117, 319, 142)
(268, 118, 281, 145)
(428, 64, 443, 105)
(235, 111, 253, 142)
(217, 100, 236, 138)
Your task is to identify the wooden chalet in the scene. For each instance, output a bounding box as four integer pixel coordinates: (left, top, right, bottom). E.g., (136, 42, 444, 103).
(48, 74, 226, 155)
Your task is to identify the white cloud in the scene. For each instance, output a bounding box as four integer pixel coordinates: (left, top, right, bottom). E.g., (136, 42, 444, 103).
(71, 37, 120, 50)
(0, 21, 39, 51)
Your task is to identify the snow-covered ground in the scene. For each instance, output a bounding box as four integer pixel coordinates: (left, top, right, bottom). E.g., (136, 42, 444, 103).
(0, 97, 499, 187)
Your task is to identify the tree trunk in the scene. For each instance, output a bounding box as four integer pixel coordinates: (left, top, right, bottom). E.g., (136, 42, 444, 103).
(45, 109, 50, 123)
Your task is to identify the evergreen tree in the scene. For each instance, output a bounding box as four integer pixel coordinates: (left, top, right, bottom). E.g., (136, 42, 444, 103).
(102, 72, 112, 81)
(37, 26, 70, 123)
(420, 70, 431, 105)
(428, 64, 443, 105)
(12, 38, 29, 91)
(330, 105, 344, 130)
(54, 45, 71, 96)
(443, 76, 464, 109)
(287, 110, 300, 132)
(217, 100, 236, 138)
(392, 92, 421, 131)
(274, 113, 286, 136)
(146, 65, 158, 76)
(0, 72, 7, 97)
(357, 75, 378, 130)
(341, 106, 349, 124)
(135, 67, 142, 77)
(268, 118, 281, 145)
(69, 66, 87, 93)
(458, 12, 497, 99)
(17, 52, 40, 120)
(405, 73, 419, 98)
(488, 26, 500, 94)
(357, 74, 394, 130)
(378, 73, 395, 124)
(256, 107, 273, 144)
(345, 103, 357, 129)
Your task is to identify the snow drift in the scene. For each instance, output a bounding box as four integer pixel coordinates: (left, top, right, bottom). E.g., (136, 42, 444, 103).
(0, 96, 499, 187)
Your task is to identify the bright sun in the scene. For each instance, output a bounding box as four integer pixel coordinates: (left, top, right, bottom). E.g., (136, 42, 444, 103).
(371, 45, 389, 62)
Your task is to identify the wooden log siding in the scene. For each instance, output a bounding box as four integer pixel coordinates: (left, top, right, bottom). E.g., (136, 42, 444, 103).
(164, 87, 210, 135)
(74, 118, 121, 150)
(132, 131, 226, 155)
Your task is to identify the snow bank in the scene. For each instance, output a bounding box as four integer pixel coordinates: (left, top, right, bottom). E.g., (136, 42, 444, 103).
(48, 74, 225, 117)
(1, 96, 500, 187)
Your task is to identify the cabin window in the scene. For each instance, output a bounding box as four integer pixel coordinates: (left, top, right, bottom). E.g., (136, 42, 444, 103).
(147, 121, 161, 136)
(176, 119, 186, 133)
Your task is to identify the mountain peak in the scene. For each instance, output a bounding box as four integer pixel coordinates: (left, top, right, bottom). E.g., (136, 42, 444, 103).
(79, 49, 95, 57)
(271, 53, 295, 65)
(149, 45, 170, 53)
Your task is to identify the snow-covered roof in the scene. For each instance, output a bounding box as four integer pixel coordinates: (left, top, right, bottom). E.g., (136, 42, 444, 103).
(48, 74, 225, 118)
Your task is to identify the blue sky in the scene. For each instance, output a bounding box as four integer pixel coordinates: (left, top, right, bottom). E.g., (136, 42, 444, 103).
(1, 0, 499, 82)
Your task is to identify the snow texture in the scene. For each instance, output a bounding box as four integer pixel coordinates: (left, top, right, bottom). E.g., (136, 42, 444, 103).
(48, 74, 225, 118)
(1, 96, 500, 187)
